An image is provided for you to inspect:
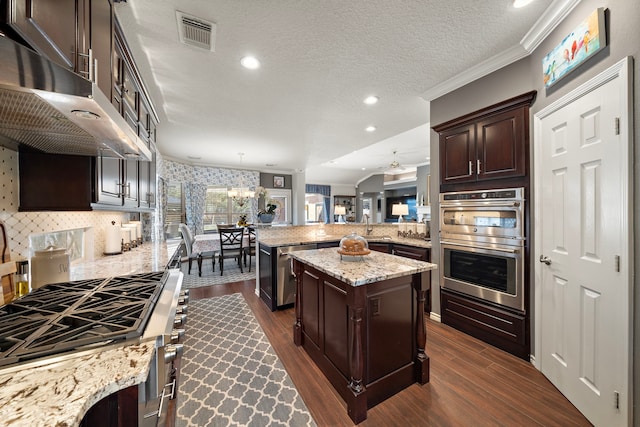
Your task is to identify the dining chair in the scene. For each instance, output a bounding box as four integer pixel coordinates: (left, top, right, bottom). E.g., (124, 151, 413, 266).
(243, 226, 257, 272)
(179, 223, 215, 276)
(218, 227, 245, 276)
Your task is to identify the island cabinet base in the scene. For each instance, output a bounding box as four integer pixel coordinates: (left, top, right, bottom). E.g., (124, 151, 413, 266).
(293, 260, 430, 424)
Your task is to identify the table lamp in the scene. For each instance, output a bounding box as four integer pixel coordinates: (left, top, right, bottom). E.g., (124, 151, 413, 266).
(391, 203, 409, 222)
(335, 205, 346, 223)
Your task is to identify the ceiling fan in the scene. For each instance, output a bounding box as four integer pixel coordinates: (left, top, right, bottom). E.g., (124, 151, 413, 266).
(388, 150, 405, 170)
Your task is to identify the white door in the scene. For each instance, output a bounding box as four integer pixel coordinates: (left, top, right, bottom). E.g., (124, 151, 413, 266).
(534, 58, 632, 426)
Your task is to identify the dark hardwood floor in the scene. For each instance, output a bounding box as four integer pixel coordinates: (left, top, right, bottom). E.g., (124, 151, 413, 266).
(189, 281, 592, 427)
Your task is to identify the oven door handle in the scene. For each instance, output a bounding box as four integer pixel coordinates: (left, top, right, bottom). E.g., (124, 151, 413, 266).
(441, 240, 521, 254)
(440, 201, 521, 209)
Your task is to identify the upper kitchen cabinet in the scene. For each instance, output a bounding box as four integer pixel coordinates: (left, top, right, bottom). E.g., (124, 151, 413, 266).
(19, 149, 157, 212)
(112, 20, 158, 145)
(434, 91, 536, 191)
(138, 152, 157, 209)
(6, 0, 114, 96)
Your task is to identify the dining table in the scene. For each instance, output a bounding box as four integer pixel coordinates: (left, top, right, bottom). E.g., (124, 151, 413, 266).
(192, 231, 250, 256)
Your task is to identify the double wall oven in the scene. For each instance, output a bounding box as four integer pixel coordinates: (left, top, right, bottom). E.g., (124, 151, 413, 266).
(439, 188, 526, 312)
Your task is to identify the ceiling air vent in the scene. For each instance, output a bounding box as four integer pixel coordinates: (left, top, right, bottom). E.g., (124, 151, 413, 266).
(176, 11, 216, 51)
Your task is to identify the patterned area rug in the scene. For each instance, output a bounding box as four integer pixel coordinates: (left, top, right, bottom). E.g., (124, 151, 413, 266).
(180, 259, 257, 288)
(176, 293, 316, 427)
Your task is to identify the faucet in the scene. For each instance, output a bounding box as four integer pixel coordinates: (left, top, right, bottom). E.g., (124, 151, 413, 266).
(363, 214, 373, 236)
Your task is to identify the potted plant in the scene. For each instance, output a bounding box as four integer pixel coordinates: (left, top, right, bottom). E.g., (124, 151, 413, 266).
(258, 203, 277, 223)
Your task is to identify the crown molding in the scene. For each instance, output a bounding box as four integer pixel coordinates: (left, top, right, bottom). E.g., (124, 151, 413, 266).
(422, 44, 528, 101)
(520, 0, 582, 52)
(421, 0, 584, 102)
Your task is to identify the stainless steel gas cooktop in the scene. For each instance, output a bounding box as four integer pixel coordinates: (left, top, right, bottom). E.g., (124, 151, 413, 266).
(0, 271, 167, 368)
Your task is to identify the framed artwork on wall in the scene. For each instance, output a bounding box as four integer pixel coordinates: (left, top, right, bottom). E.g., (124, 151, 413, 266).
(273, 176, 284, 188)
(542, 7, 606, 88)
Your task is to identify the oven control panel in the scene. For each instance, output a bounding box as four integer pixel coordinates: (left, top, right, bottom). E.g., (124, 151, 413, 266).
(441, 187, 524, 201)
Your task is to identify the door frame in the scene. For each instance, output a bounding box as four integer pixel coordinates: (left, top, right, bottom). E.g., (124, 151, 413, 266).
(532, 56, 634, 420)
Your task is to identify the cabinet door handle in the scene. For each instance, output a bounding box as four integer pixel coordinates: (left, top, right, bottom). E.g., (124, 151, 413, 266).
(93, 58, 98, 85)
(88, 49, 94, 82)
(468, 160, 473, 175)
(477, 159, 481, 175)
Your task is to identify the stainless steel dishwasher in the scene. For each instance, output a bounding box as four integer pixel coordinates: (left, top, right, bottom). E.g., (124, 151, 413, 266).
(276, 244, 317, 307)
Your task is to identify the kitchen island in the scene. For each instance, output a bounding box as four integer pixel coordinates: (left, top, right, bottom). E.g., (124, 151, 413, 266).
(290, 247, 436, 424)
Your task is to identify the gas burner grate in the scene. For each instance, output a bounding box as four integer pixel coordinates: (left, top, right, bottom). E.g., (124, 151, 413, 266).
(0, 271, 167, 368)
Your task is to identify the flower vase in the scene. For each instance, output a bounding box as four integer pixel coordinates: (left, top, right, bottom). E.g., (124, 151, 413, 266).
(258, 213, 274, 223)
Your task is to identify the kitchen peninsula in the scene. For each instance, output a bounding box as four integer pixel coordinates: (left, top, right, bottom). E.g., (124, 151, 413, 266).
(290, 247, 436, 424)
(0, 241, 181, 427)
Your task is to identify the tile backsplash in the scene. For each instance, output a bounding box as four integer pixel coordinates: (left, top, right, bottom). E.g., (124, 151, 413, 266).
(0, 147, 139, 260)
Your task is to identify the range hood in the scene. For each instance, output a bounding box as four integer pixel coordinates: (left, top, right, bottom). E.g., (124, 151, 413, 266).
(0, 35, 152, 161)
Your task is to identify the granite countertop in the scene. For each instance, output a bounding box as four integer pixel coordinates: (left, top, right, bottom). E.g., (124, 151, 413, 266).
(0, 240, 178, 427)
(289, 247, 437, 287)
(259, 234, 432, 249)
(70, 239, 180, 281)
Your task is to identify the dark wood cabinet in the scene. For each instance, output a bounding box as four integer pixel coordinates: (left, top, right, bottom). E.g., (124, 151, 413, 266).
(19, 150, 156, 211)
(391, 244, 431, 312)
(94, 154, 155, 210)
(138, 152, 157, 209)
(433, 91, 536, 191)
(368, 242, 390, 253)
(441, 289, 529, 360)
(19, 150, 94, 211)
(88, 0, 114, 97)
(7, 0, 82, 70)
(391, 244, 430, 261)
(8, 3, 159, 212)
(316, 241, 339, 249)
(123, 159, 140, 208)
(112, 20, 158, 143)
(293, 259, 430, 423)
(95, 156, 124, 206)
(438, 123, 476, 184)
(7, 0, 113, 95)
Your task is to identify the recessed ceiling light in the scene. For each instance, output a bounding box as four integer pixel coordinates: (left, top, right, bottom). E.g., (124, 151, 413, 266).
(363, 96, 379, 105)
(240, 55, 260, 69)
(513, 0, 535, 8)
(365, 126, 376, 132)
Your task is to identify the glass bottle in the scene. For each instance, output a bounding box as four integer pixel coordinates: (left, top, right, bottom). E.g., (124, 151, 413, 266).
(14, 260, 30, 299)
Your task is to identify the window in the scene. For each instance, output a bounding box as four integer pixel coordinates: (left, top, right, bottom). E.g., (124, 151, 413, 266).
(164, 181, 184, 239)
(268, 189, 291, 224)
(305, 193, 325, 223)
(203, 186, 251, 230)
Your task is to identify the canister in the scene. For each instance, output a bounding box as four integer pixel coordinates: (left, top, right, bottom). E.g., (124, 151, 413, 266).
(31, 246, 71, 289)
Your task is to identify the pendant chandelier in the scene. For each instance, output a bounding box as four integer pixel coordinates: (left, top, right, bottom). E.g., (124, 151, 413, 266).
(228, 153, 255, 207)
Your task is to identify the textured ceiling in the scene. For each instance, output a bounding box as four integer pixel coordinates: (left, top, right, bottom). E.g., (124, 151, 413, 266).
(114, 0, 557, 185)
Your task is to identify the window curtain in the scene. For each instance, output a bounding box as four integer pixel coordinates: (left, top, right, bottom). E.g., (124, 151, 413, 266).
(306, 184, 331, 197)
(306, 184, 331, 223)
(322, 196, 330, 224)
(158, 177, 167, 241)
(184, 183, 207, 235)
